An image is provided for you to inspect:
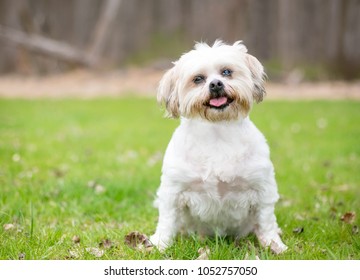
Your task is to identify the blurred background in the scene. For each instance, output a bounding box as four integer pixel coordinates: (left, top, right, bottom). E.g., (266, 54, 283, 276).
(0, 0, 359, 97)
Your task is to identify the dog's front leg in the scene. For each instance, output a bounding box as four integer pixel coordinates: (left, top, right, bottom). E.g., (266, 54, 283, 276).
(254, 203, 287, 254)
(150, 187, 180, 251)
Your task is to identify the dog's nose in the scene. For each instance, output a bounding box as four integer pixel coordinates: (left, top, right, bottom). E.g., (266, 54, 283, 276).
(209, 79, 224, 93)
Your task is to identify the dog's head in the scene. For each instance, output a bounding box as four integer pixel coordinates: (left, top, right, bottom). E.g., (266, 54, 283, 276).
(157, 40, 266, 122)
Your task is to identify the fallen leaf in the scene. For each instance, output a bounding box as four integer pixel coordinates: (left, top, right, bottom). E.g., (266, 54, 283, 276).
(68, 249, 80, 259)
(352, 225, 359, 235)
(12, 154, 21, 162)
(52, 168, 67, 178)
(294, 213, 305, 221)
(87, 180, 106, 194)
(197, 246, 210, 260)
(85, 247, 104, 258)
(87, 180, 97, 188)
(337, 201, 344, 207)
(340, 212, 356, 224)
(244, 252, 261, 260)
(124, 231, 152, 250)
(72, 235, 81, 244)
(3, 224, 15, 231)
(18, 253, 25, 260)
(293, 227, 304, 234)
(94, 184, 106, 194)
(99, 239, 113, 249)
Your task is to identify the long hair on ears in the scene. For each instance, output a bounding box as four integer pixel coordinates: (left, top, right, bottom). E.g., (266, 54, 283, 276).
(157, 66, 180, 118)
(245, 54, 267, 103)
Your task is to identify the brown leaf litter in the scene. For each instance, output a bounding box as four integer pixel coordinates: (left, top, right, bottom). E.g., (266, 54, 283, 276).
(72, 235, 81, 244)
(3, 224, 15, 231)
(124, 231, 153, 251)
(85, 247, 104, 258)
(340, 212, 356, 224)
(352, 225, 359, 235)
(87, 180, 106, 194)
(99, 238, 114, 249)
(293, 227, 304, 234)
(196, 246, 210, 260)
(18, 253, 26, 260)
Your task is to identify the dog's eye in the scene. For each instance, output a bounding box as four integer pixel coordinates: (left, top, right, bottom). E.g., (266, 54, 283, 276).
(193, 75, 205, 84)
(222, 69, 233, 77)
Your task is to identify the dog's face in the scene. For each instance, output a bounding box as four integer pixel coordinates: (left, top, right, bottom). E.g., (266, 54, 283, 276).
(158, 40, 266, 122)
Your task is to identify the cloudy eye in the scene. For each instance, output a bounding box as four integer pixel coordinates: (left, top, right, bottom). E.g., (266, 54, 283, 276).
(193, 75, 205, 84)
(222, 69, 233, 77)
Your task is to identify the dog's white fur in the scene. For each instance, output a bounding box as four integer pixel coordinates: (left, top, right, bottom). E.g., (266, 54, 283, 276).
(150, 40, 287, 254)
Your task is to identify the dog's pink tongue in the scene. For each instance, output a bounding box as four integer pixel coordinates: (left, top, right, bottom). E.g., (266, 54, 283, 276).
(209, 97, 227, 107)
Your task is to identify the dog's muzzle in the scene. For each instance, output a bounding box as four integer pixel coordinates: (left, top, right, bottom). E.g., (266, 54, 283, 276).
(206, 79, 234, 110)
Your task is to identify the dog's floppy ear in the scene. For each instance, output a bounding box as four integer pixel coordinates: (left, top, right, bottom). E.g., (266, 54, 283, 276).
(157, 66, 180, 118)
(246, 54, 267, 103)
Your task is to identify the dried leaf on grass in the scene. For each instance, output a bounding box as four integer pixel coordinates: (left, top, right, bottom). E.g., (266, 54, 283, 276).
(196, 246, 210, 260)
(87, 180, 97, 188)
(68, 249, 80, 259)
(294, 213, 305, 221)
(68, 238, 114, 259)
(125, 231, 153, 251)
(94, 184, 106, 194)
(293, 227, 304, 234)
(87, 180, 106, 194)
(18, 253, 26, 260)
(3, 223, 22, 233)
(86, 247, 104, 258)
(52, 167, 67, 178)
(72, 235, 81, 244)
(352, 225, 359, 235)
(340, 212, 356, 224)
(3, 224, 15, 231)
(99, 239, 113, 249)
(244, 252, 261, 260)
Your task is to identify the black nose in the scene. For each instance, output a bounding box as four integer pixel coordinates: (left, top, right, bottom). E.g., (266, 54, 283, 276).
(209, 79, 224, 93)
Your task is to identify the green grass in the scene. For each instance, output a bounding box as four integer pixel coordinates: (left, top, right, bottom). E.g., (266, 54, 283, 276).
(0, 98, 359, 260)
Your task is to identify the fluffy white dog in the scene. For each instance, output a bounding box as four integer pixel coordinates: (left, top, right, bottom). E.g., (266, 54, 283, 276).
(150, 40, 287, 254)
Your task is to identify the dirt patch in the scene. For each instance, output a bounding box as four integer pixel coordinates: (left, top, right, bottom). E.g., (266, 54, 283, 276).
(0, 68, 359, 99)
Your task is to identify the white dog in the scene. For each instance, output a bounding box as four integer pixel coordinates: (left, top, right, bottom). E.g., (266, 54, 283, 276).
(150, 40, 287, 254)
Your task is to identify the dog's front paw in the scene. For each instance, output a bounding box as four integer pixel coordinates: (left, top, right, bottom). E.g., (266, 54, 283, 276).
(270, 239, 288, 254)
(149, 234, 171, 252)
(256, 232, 287, 254)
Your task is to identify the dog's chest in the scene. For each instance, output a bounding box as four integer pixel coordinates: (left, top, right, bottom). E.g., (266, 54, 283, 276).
(180, 123, 254, 183)
(162, 119, 268, 228)
(177, 125, 259, 207)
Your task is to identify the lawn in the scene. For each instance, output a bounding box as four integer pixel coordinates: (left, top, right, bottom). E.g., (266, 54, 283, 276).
(0, 98, 359, 260)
